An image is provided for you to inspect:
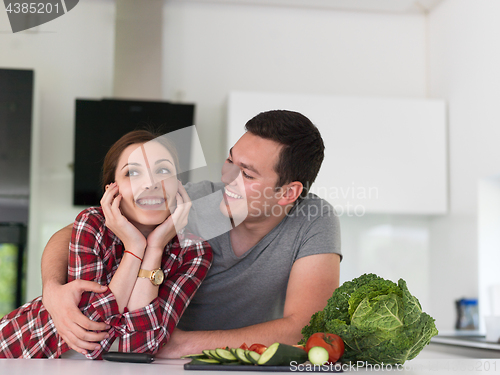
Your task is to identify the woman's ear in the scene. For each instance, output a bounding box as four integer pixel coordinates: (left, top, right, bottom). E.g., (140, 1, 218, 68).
(278, 181, 303, 206)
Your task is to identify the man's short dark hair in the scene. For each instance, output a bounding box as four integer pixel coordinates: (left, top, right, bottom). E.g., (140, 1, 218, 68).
(244, 110, 324, 198)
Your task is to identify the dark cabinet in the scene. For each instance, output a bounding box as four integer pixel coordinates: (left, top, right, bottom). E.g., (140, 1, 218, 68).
(0, 68, 33, 314)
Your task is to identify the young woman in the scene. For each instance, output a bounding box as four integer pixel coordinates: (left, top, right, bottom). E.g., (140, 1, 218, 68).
(0, 130, 213, 359)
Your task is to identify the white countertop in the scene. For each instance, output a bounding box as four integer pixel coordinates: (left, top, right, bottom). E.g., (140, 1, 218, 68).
(1, 348, 499, 375)
(431, 331, 500, 351)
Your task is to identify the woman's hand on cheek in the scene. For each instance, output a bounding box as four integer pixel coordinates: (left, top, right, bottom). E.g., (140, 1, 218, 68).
(101, 182, 146, 251)
(146, 181, 191, 250)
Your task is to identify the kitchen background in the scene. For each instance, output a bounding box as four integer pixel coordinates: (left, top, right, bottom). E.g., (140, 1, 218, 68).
(1, 0, 499, 334)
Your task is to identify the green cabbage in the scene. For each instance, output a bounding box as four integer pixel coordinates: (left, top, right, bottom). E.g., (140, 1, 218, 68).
(300, 273, 438, 365)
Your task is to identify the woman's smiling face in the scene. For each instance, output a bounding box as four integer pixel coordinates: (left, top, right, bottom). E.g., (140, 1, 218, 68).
(114, 141, 178, 230)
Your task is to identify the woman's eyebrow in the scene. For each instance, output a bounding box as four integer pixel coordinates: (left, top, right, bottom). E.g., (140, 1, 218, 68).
(154, 159, 174, 166)
(121, 162, 141, 170)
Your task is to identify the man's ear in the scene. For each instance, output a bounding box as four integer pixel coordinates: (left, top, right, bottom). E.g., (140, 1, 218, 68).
(278, 181, 303, 206)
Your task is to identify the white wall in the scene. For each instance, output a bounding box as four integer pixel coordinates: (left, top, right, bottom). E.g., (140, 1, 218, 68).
(0, 0, 116, 299)
(428, 0, 500, 331)
(162, 0, 427, 164)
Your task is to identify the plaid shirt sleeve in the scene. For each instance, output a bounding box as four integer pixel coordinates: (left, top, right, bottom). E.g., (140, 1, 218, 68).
(68, 209, 213, 359)
(67, 208, 122, 359)
(118, 235, 213, 355)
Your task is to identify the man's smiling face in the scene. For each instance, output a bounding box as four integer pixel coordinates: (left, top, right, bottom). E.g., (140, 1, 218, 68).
(219, 132, 284, 224)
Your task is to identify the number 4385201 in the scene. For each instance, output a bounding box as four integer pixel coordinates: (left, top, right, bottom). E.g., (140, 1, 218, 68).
(5, 3, 61, 14)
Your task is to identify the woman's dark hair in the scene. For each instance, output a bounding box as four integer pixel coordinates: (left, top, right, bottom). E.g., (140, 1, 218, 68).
(101, 130, 179, 192)
(244, 110, 325, 198)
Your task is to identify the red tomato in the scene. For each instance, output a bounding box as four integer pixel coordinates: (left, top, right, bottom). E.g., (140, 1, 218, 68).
(248, 343, 267, 355)
(305, 333, 344, 363)
(239, 343, 249, 350)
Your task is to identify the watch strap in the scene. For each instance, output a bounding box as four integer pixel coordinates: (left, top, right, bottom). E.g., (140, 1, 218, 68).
(138, 269, 152, 279)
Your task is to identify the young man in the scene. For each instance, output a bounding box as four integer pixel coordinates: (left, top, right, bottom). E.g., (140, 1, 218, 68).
(41, 110, 341, 357)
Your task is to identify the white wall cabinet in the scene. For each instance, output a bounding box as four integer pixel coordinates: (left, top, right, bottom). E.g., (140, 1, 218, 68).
(227, 91, 447, 215)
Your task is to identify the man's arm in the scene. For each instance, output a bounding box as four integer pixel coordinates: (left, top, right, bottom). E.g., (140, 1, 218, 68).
(157, 253, 340, 358)
(41, 224, 72, 285)
(41, 225, 110, 355)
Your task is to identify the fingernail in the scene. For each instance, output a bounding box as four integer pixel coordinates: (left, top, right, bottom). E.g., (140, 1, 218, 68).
(106, 325, 111, 329)
(105, 333, 110, 338)
(95, 345, 100, 350)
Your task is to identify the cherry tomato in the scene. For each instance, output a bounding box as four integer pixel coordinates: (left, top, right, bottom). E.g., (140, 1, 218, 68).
(248, 343, 267, 355)
(239, 342, 249, 350)
(305, 333, 344, 363)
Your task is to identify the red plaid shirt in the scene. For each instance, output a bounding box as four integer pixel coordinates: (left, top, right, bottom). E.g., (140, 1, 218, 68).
(0, 207, 212, 359)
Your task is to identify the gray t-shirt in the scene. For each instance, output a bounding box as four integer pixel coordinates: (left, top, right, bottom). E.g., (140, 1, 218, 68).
(178, 180, 341, 331)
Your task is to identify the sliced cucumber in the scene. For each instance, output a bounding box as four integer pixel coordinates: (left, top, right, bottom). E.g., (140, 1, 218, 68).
(215, 348, 238, 363)
(308, 346, 329, 365)
(181, 353, 207, 359)
(245, 350, 261, 364)
(235, 348, 252, 364)
(230, 348, 241, 360)
(189, 358, 220, 365)
(257, 343, 307, 366)
(193, 344, 308, 367)
(207, 349, 222, 360)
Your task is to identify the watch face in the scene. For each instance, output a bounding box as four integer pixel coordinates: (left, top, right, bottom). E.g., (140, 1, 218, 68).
(153, 269, 164, 285)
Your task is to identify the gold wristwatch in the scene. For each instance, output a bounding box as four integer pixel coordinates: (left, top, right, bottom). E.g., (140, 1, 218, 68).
(138, 268, 164, 286)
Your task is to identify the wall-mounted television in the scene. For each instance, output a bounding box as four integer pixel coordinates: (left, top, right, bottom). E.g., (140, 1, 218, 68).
(73, 98, 195, 206)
